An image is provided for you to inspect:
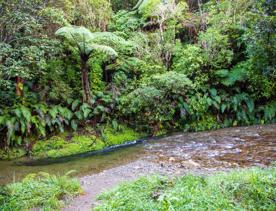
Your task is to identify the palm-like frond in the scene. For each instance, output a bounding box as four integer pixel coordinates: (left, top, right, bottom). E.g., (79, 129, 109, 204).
(90, 44, 118, 57)
(56, 26, 123, 57)
(55, 26, 95, 43)
(92, 32, 125, 42)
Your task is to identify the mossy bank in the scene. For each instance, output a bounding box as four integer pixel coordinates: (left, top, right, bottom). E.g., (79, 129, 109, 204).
(0, 124, 145, 160)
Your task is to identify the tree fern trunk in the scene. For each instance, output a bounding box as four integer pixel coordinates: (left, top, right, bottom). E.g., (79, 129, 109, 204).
(80, 58, 92, 104)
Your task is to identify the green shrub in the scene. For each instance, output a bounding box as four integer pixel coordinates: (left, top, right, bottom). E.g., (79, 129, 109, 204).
(137, 0, 161, 19)
(199, 28, 233, 69)
(0, 103, 75, 147)
(0, 172, 82, 210)
(120, 72, 193, 132)
(173, 44, 204, 77)
(109, 10, 143, 32)
(188, 115, 221, 132)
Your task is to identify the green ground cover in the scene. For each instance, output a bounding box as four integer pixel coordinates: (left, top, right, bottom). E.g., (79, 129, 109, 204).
(0, 172, 82, 211)
(95, 167, 276, 211)
(31, 124, 144, 159)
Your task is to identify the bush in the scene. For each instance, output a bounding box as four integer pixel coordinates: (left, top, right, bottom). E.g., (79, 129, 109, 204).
(120, 72, 193, 132)
(199, 28, 233, 69)
(173, 43, 204, 77)
(0, 103, 74, 147)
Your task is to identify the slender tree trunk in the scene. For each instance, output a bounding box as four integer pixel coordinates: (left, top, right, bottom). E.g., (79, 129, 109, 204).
(15, 76, 24, 97)
(198, 0, 206, 31)
(80, 58, 92, 104)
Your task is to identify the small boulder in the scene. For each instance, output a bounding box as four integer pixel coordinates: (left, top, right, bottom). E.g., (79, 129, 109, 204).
(180, 159, 200, 168)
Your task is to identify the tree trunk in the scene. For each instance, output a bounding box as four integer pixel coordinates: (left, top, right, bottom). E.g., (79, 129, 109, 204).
(15, 76, 24, 97)
(198, 0, 206, 31)
(80, 58, 92, 104)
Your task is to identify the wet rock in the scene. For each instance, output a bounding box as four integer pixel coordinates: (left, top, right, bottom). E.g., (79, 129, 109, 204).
(158, 154, 165, 158)
(169, 157, 176, 162)
(180, 160, 200, 168)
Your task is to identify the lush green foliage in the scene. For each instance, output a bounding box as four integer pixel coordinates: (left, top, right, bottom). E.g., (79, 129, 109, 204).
(0, 172, 81, 210)
(95, 167, 276, 210)
(120, 72, 193, 133)
(0, 148, 26, 160)
(0, 0, 275, 154)
(31, 124, 143, 159)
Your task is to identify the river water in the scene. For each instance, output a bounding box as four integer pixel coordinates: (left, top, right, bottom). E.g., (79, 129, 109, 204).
(0, 124, 275, 185)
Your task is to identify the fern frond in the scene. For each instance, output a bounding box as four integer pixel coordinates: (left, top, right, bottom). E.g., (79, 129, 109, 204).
(91, 32, 129, 46)
(55, 26, 95, 43)
(56, 26, 120, 57)
(90, 44, 118, 57)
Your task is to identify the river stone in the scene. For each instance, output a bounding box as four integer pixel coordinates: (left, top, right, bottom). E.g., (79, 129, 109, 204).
(180, 159, 200, 168)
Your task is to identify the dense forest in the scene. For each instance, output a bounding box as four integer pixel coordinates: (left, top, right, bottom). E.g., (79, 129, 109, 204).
(0, 0, 275, 155)
(0, 1, 275, 210)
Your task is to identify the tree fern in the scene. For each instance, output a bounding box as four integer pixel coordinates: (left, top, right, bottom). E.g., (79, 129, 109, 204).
(56, 26, 125, 103)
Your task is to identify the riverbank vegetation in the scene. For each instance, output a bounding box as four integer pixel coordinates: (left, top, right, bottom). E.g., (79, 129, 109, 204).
(0, 172, 82, 210)
(95, 167, 276, 210)
(0, 0, 275, 159)
(0, 124, 144, 159)
(32, 124, 144, 159)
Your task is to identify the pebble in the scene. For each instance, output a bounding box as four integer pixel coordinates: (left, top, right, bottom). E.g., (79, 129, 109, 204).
(169, 157, 176, 162)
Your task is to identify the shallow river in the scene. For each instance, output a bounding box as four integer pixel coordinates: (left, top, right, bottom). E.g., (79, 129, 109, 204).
(0, 124, 275, 185)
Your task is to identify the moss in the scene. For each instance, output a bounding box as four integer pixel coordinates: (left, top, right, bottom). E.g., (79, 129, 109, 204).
(31, 124, 144, 159)
(103, 125, 144, 146)
(32, 135, 102, 158)
(0, 148, 26, 160)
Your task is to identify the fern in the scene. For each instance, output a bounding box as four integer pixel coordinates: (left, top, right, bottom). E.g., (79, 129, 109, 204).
(215, 61, 248, 86)
(259, 101, 276, 122)
(55, 26, 125, 57)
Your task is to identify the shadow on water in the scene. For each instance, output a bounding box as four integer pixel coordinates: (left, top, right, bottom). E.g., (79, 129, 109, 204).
(0, 124, 275, 185)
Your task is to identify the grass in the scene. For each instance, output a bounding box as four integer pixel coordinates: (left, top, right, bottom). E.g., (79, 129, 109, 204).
(0, 172, 82, 211)
(31, 124, 144, 159)
(95, 167, 276, 211)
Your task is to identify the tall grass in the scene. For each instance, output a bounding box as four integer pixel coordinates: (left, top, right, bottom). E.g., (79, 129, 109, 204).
(95, 167, 276, 210)
(0, 171, 82, 210)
